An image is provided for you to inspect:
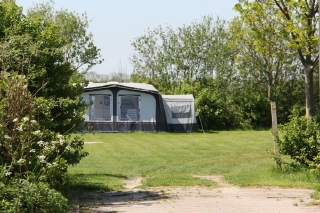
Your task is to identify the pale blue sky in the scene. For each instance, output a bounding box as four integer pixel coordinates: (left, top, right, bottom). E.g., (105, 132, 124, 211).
(16, 0, 239, 74)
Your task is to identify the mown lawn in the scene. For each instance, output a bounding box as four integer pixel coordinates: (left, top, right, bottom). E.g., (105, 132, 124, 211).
(68, 131, 320, 191)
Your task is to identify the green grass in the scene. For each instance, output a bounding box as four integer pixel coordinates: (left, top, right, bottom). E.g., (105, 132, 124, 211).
(68, 131, 320, 191)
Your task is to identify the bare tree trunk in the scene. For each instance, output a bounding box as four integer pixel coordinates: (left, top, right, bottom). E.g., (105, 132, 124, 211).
(305, 65, 315, 118)
(267, 79, 274, 103)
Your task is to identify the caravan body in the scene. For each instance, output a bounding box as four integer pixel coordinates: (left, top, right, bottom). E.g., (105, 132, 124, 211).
(81, 82, 197, 132)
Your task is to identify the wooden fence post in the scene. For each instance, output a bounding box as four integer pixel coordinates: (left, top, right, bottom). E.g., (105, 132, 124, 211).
(271, 101, 281, 170)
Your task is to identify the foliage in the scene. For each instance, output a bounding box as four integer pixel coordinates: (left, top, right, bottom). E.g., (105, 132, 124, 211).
(0, 0, 103, 133)
(130, 12, 305, 129)
(84, 70, 130, 83)
(0, 56, 87, 213)
(277, 109, 320, 174)
(0, 177, 69, 213)
(0, 0, 96, 211)
(131, 16, 231, 94)
(235, 0, 319, 118)
(232, 0, 306, 128)
(232, 3, 298, 99)
(190, 80, 241, 130)
(84, 71, 109, 83)
(131, 16, 270, 129)
(0, 71, 88, 189)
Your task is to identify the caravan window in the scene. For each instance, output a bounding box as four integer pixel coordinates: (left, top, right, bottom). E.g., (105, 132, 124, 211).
(119, 95, 140, 121)
(167, 102, 191, 119)
(89, 95, 112, 121)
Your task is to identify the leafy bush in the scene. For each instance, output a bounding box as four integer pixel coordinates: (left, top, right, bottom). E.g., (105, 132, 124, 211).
(0, 177, 69, 213)
(0, 71, 88, 211)
(0, 72, 88, 188)
(277, 109, 320, 174)
(0, 1, 97, 211)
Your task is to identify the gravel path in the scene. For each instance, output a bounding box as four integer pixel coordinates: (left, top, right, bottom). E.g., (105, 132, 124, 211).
(73, 176, 320, 213)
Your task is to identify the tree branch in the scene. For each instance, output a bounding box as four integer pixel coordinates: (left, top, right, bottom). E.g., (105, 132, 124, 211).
(274, 0, 291, 20)
(312, 55, 319, 68)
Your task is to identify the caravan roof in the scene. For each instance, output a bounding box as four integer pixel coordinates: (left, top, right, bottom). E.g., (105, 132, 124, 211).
(162, 94, 194, 101)
(84, 82, 159, 93)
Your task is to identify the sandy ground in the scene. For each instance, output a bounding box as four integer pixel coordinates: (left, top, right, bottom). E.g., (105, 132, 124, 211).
(72, 176, 320, 213)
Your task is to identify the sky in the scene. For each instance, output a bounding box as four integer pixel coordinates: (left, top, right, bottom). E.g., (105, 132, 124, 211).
(16, 0, 239, 75)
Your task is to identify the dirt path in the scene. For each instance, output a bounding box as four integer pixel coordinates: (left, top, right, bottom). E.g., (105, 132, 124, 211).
(73, 176, 320, 213)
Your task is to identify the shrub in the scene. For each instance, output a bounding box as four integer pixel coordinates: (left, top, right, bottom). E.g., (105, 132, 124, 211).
(0, 71, 88, 188)
(277, 109, 320, 174)
(0, 177, 69, 213)
(0, 71, 88, 211)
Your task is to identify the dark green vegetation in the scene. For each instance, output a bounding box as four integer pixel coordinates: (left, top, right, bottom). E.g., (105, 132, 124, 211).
(1, 0, 320, 212)
(130, 0, 320, 180)
(277, 109, 320, 174)
(0, 0, 102, 212)
(131, 0, 318, 129)
(69, 132, 320, 192)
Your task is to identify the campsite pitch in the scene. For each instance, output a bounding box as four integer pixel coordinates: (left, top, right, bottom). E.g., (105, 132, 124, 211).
(70, 132, 320, 212)
(72, 176, 320, 213)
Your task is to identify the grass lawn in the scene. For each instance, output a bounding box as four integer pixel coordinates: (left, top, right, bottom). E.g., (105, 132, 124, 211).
(68, 131, 320, 192)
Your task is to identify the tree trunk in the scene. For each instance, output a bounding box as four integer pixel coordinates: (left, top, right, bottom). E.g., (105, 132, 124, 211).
(304, 65, 315, 118)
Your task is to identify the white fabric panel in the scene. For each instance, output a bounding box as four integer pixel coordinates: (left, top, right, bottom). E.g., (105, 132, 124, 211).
(82, 91, 113, 122)
(118, 90, 156, 122)
(167, 102, 191, 114)
(162, 94, 194, 101)
(81, 92, 90, 121)
(162, 94, 196, 124)
(90, 95, 111, 121)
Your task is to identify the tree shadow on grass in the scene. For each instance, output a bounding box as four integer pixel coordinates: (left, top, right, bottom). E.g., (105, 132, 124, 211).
(68, 173, 127, 192)
(202, 130, 219, 133)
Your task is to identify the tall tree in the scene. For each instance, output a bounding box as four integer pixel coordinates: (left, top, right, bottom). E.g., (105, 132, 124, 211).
(0, 1, 99, 204)
(233, 1, 303, 123)
(0, 0, 103, 133)
(273, 0, 318, 118)
(237, 0, 319, 118)
(131, 16, 232, 94)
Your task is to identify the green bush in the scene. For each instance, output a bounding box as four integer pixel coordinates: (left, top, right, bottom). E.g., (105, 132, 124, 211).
(0, 72, 88, 188)
(0, 70, 87, 211)
(0, 178, 69, 213)
(277, 109, 320, 174)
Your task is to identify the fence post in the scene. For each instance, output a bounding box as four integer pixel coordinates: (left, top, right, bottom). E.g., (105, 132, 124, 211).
(271, 101, 281, 170)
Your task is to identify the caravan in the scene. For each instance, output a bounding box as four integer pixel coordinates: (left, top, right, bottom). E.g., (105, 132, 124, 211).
(82, 82, 197, 132)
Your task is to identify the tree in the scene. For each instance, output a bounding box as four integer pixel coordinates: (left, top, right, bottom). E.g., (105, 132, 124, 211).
(0, 0, 100, 210)
(131, 16, 255, 129)
(0, 0, 22, 38)
(0, 70, 73, 212)
(84, 71, 110, 82)
(233, 1, 304, 124)
(273, 0, 318, 118)
(0, 0, 104, 184)
(236, 0, 319, 118)
(0, 0, 103, 133)
(131, 16, 232, 94)
(109, 60, 130, 82)
(131, 15, 277, 129)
